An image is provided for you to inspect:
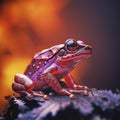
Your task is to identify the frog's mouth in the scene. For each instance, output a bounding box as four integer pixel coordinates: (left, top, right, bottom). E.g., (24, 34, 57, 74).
(62, 50, 92, 61)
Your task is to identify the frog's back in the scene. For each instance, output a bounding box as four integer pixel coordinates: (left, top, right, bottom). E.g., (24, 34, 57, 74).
(24, 44, 64, 81)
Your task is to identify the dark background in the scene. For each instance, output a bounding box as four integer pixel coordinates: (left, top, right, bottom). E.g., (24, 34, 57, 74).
(61, 0, 119, 90)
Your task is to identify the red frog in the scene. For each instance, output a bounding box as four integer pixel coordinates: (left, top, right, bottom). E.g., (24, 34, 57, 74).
(12, 39, 92, 100)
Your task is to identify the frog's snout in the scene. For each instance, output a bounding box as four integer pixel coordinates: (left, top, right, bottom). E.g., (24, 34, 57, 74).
(85, 45, 92, 52)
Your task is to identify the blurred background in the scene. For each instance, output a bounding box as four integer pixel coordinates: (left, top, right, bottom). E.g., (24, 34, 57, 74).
(0, 0, 119, 114)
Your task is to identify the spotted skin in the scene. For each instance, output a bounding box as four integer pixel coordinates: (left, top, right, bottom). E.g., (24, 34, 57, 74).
(12, 39, 92, 99)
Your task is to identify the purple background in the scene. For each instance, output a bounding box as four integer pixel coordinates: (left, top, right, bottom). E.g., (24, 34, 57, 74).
(62, 0, 119, 90)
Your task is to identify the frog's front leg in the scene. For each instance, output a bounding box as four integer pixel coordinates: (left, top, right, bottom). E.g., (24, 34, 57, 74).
(43, 66, 75, 99)
(64, 73, 89, 95)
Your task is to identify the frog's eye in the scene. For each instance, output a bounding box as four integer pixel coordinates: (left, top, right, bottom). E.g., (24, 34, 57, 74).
(59, 49, 66, 56)
(65, 39, 78, 52)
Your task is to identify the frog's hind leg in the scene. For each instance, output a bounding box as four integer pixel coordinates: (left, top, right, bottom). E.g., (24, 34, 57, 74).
(13, 74, 49, 100)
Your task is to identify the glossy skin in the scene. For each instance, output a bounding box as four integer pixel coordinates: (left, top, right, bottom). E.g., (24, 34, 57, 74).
(12, 39, 92, 99)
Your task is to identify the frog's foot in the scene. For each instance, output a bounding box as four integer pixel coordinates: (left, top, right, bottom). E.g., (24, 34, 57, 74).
(59, 88, 76, 99)
(27, 91, 49, 100)
(74, 85, 88, 90)
(74, 85, 89, 95)
(68, 88, 89, 96)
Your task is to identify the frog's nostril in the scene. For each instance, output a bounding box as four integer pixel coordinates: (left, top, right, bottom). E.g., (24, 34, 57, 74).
(79, 45, 85, 49)
(85, 45, 92, 51)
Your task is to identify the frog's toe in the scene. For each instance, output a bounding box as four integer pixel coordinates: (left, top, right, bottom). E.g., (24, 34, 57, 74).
(83, 90, 89, 96)
(27, 93, 34, 99)
(69, 94, 75, 99)
(37, 91, 45, 97)
(32, 91, 49, 100)
(32, 91, 44, 97)
(74, 85, 88, 90)
(43, 95, 49, 100)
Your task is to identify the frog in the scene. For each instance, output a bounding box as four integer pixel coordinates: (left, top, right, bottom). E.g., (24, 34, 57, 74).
(12, 39, 92, 100)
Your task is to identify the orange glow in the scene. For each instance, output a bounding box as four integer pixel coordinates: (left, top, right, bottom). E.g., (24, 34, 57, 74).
(4, 58, 29, 87)
(0, 0, 88, 114)
(0, 0, 70, 114)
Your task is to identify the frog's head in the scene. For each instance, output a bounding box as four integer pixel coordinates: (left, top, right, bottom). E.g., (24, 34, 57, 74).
(55, 39, 92, 68)
(34, 39, 92, 69)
